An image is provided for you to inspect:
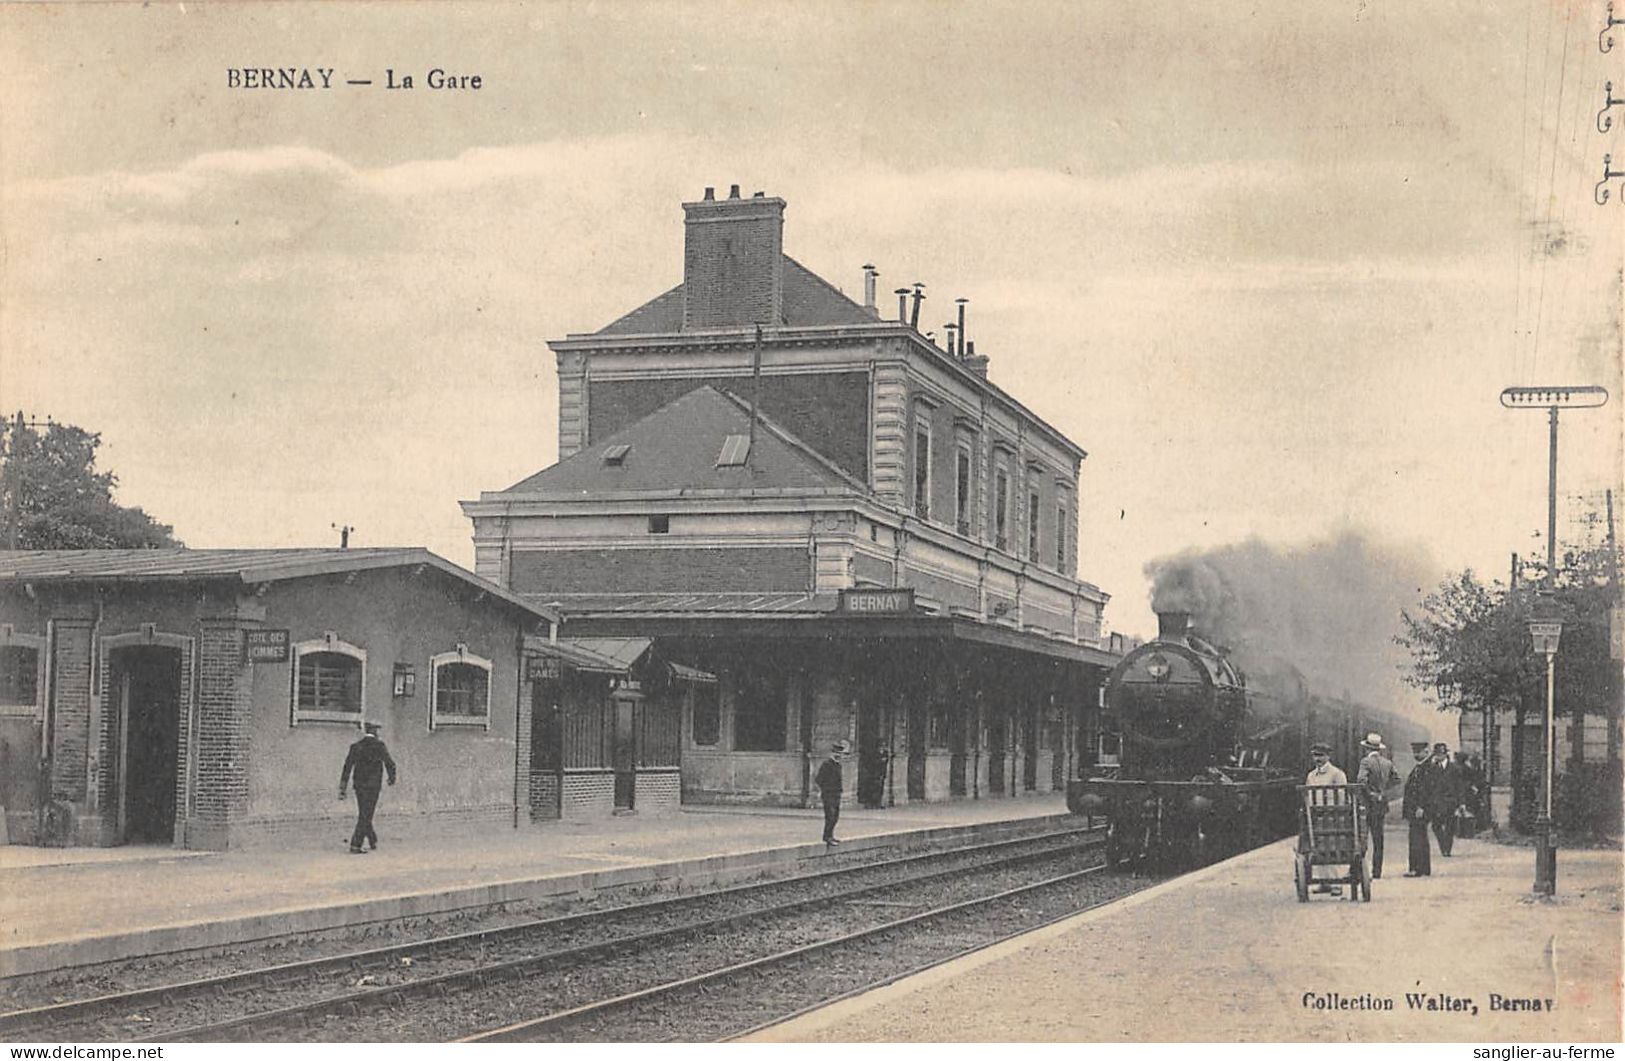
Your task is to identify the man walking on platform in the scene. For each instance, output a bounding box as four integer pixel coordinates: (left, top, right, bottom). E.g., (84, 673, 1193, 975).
(1402, 740, 1433, 877)
(816, 740, 850, 846)
(340, 722, 397, 854)
(1427, 741, 1464, 856)
(1356, 733, 1396, 879)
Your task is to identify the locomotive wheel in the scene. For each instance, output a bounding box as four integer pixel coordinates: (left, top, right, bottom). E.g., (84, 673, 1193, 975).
(1294, 854, 1309, 902)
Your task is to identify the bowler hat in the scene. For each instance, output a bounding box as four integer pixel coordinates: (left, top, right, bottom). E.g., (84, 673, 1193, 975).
(1410, 741, 1429, 753)
(1310, 741, 1332, 754)
(363, 722, 382, 734)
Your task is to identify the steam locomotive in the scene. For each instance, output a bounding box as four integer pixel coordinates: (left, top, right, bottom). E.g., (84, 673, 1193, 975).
(1066, 610, 1424, 868)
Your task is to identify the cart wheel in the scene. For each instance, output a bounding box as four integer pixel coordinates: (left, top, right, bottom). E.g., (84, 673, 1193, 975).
(1294, 854, 1309, 902)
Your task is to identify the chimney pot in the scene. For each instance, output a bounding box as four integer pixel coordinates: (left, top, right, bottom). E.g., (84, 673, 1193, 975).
(1156, 611, 1192, 640)
(964, 341, 989, 377)
(703, 186, 715, 200)
(895, 288, 910, 323)
(729, 184, 741, 198)
(753, 190, 765, 198)
(862, 265, 878, 313)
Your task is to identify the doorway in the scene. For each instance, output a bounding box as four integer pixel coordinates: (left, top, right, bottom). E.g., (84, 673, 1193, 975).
(612, 696, 636, 811)
(529, 681, 562, 820)
(987, 719, 1007, 795)
(109, 646, 181, 844)
(857, 700, 885, 807)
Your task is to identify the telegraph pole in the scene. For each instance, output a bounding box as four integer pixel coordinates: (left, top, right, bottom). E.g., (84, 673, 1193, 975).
(1500, 384, 1610, 896)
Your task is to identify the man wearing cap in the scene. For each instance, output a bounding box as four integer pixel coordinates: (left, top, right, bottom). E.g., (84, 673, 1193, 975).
(815, 741, 850, 846)
(1426, 741, 1465, 856)
(1304, 742, 1347, 786)
(1401, 740, 1434, 876)
(1304, 743, 1348, 894)
(340, 722, 397, 854)
(1355, 733, 1396, 879)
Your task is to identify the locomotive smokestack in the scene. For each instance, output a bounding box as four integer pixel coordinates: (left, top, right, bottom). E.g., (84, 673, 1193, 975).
(1156, 611, 1191, 639)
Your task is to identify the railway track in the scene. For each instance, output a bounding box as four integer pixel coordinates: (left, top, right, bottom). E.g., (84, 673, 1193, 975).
(1, 824, 1102, 1042)
(470, 861, 1142, 1043)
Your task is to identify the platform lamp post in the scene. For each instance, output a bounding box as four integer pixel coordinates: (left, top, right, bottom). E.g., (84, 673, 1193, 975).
(1500, 384, 1609, 897)
(1527, 611, 1562, 896)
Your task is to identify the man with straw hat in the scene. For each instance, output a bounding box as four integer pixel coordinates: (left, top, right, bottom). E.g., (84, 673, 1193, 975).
(1355, 732, 1396, 879)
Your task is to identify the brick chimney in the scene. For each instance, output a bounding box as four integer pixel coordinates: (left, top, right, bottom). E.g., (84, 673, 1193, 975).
(682, 187, 786, 329)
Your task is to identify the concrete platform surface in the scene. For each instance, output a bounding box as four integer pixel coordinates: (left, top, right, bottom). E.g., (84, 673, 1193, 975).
(751, 823, 1624, 1043)
(0, 794, 1069, 979)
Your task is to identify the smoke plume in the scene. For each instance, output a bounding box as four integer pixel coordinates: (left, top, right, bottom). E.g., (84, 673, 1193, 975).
(1145, 531, 1437, 723)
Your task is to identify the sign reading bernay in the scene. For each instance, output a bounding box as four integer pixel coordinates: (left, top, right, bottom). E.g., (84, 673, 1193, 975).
(837, 588, 916, 614)
(244, 629, 291, 664)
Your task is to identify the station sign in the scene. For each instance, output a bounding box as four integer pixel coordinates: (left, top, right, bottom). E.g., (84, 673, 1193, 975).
(243, 629, 290, 664)
(838, 588, 916, 615)
(1499, 386, 1609, 409)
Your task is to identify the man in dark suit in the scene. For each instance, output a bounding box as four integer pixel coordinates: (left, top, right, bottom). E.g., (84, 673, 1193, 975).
(1401, 740, 1433, 877)
(815, 740, 850, 845)
(339, 722, 397, 854)
(1427, 741, 1464, 856)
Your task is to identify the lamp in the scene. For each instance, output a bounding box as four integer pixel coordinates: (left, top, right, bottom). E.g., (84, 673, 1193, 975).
(1527, 607, 1563, 896)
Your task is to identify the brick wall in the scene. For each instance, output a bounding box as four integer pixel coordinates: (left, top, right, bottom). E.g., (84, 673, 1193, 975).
(561, 770, 615, 819)
(682, 193, 784, 329)
(587, 371, 870, 481)
(635, 768, 681, 814)
(509, 546, 808, 596)
(531, 771, 561, 820)
(48, 620, 93, 804)
(192, 619, 253, 849)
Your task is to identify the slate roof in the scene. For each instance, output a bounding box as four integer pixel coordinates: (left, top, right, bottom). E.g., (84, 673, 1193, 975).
(0, 548, 557, 621)
(498, 385, 869, 497)
(595, 256, 874, 335)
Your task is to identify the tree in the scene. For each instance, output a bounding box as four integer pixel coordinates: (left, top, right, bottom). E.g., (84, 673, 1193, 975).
(0, 413, 180, 549)
(1397, 540, 1622, 833)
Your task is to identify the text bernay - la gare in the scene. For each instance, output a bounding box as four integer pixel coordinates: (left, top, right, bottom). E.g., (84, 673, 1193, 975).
(226, 68, 482, 90)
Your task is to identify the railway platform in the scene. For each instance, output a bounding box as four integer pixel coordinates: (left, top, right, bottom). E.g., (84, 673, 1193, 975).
(0, 794, 1071, 979)
(751, 821, 1623, 1043)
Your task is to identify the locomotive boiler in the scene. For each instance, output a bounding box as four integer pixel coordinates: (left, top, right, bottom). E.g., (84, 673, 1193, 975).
(1067, 610, 1300, 867)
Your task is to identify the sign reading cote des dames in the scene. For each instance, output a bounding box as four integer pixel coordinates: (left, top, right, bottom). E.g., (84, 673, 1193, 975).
(837, 588, 916, 615)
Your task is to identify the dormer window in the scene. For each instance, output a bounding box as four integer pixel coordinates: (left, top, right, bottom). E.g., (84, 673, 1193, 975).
(717, 434, 751, 467)
(602, 444, 631, 466)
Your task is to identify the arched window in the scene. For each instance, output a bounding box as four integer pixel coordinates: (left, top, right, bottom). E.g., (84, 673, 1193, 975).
(291, 634, 366, 725)
(431, 645, 492, 730)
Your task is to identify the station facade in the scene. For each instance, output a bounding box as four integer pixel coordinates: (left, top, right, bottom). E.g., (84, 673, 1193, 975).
(0, 548, 701, 849)
(463, 187, 1118, 809)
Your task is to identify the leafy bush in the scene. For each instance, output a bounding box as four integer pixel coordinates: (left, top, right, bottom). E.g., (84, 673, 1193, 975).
(1555, 761, 1622, 839)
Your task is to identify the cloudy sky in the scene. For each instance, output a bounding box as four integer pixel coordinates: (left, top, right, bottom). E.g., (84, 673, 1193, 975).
(2, 0, 1619, 675)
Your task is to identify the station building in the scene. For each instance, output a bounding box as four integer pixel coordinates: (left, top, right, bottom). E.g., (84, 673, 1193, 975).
(463, 187, 1119, 812)
(0, 548, 702, 849)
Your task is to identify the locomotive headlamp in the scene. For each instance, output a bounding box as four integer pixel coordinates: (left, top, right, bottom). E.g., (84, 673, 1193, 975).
(1145, 653, 1171, 682)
